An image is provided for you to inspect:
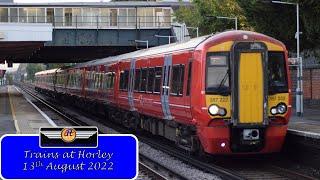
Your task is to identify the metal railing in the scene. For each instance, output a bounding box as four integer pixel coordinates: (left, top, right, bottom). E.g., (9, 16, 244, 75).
(0, 15, 172, 29)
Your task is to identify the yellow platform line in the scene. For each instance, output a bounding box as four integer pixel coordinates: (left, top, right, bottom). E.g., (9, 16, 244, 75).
(8, 86, 21, 134)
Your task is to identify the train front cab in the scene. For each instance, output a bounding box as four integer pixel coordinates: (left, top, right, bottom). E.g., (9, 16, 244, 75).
(198, 35, 291, 154)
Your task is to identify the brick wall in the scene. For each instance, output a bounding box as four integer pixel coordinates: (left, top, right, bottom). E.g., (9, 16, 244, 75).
(290, 67, 320, 106)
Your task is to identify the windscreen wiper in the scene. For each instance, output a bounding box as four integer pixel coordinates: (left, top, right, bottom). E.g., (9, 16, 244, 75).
(216, 70, 229, 94)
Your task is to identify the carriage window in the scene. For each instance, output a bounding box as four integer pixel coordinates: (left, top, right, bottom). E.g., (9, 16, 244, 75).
(68, 73, 73, 87)
(119, 70, 129, 91)
(95, 73, 100, 89)
(101, 73, 104, 89)
(87, 71, 91, 88)
(77, 73, 80, 87)
(154, 67, 162, 93)
(110, 72, 115, 88)
(100, 73, 104, 89)
(140, 68, 147, 92)
(186, 61, 192, 96)
(268, 52, 288, 94)
(119, 71, 124, 90)
(104, 73, 110, 89)
(206, 52, 230, 95)
(147, 68, 155, 93)
(171, 65, 185, 96)
(124, 70, 129, 90)
(105, 73, 111, 89)
(103, 73, 107, 89)
(134, 69, 141, 91)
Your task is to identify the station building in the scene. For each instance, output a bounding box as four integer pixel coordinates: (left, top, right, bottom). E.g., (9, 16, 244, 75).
(0, 0, 190, 63)
(0, 1, 186, 29)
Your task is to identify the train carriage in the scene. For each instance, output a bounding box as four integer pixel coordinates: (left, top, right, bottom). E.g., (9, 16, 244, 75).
(35, 68, 58, 94)
(34, 30, 291, 155)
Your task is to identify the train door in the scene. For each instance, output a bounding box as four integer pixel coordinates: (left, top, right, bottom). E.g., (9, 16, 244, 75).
(232, 42, 268, 125)
(168, 53, 193, 122)
(81, 67, 88, 98)
(97, 65, 105, 101)
(103, 65, 109, 101)
(184, 57, 193, 120)
(161, 55, 172, 120)
(106, 64, 115, 104)
(128, 58, 136, 111)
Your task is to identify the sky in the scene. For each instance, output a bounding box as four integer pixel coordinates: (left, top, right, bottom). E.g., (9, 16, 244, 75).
(0, 63, 19, 72)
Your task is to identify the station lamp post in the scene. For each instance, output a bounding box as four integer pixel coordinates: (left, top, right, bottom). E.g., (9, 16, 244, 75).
(216, 16, 238, 30)
(272, 1, 303, 116)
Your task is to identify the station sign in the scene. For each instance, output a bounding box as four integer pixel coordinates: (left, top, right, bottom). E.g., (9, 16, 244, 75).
(0, 127, 138, 179)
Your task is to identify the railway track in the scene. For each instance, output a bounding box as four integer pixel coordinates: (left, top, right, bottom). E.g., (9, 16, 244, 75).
(18, 84, 187, 180)
(18, 83, 318, 180)
(215, 161, 317, 180)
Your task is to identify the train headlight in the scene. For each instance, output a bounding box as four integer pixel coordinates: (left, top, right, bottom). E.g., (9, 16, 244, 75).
(270, 103, 287, 115)
(208, 105, 219, 116)
(271, 108, 277, 115)
(208, 105, 227, 116)
(277, 104, 287, 114)
(219, 108, 227, 116)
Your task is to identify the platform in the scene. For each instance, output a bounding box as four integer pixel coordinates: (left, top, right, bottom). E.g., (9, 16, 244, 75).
(0, 85, 55, 136)
(288, 108, 320, 139)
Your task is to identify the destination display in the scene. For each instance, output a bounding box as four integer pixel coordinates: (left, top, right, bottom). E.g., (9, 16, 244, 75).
(0, 127, 138, 179)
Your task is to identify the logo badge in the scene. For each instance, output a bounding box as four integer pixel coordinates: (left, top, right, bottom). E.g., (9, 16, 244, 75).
(61, 128, 77, 143)
(40, 127, 98, 148)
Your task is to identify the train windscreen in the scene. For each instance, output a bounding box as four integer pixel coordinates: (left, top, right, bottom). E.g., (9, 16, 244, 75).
(206, 52, 230, 95)
(268, 52, 288, 94)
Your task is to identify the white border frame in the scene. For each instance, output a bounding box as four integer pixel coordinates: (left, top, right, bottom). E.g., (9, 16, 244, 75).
(0, 134, 139, 180)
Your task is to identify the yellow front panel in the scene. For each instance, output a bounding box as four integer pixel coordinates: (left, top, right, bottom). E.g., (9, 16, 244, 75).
(207, 41, 234, 52)
(264, 41, 283, 51)
(206, 95, 231, 118)
(239, 53, 264, 124)
(207, 41, 283, 52)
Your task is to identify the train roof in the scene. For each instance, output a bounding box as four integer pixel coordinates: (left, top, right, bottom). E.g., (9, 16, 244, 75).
(75, 35, 211, 68)
(35, 30, 285, 76)
(74, 30, 285, 69)
(35, 68, 58, 76)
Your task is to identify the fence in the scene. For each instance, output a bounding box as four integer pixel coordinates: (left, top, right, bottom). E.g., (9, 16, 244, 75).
(290, 66, 320, 106)
(0, 15, 172, 29)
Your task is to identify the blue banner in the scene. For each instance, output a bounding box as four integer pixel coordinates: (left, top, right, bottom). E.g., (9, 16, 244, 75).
(0, 135, 138, 179)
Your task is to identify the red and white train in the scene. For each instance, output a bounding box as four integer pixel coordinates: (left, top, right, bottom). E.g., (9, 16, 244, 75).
(35, 30, 291, 155)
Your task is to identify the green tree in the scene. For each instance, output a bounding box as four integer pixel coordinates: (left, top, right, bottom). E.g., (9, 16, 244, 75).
(174, 0, 250, 35)
(175, 0, 320, 52)
(26, 64, 45, 81)
(237, 0, 297, 50)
